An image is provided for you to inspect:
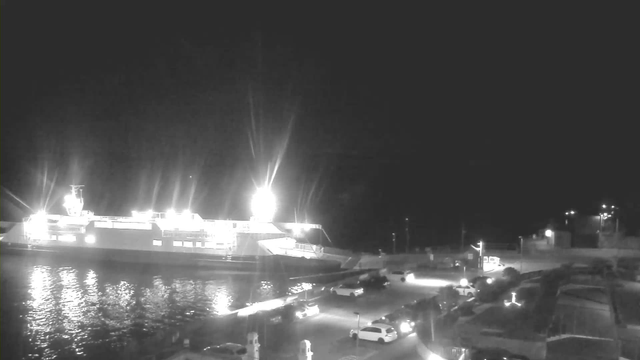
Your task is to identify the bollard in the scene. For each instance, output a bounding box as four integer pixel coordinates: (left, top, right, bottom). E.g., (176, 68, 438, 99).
(298, 340, 312, 360)
(246, 332, 260, 360)
(183, 338, 190, 348)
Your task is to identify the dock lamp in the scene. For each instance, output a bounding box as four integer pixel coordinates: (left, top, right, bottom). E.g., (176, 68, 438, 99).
(251, 187, 277, 222)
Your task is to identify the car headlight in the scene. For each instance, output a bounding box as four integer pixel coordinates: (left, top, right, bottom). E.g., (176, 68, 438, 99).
(399, 322, 412, 333)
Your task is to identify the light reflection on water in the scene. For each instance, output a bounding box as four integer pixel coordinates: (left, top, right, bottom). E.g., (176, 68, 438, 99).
(1, 257, 315, 360)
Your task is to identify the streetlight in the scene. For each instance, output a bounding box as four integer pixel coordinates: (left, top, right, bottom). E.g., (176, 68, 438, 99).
(250, 187, 277, 222)
(354, 312, 360, 357)
(544, 229, 553, 237)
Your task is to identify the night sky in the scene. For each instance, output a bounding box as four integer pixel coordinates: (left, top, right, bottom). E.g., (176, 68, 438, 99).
(2, 4, 638, 251)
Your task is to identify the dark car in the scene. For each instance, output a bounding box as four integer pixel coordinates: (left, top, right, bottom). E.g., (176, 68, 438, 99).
(247, 308, 284, 326)
(358, 275, 390, 291)
(283, 301, 320, 320)
(469, 276, 493, 287)
(202, 343, 248, 360)
(469, 348, 530, 360)
(403, 297, 442, 319)
(372, 310, 415, 335)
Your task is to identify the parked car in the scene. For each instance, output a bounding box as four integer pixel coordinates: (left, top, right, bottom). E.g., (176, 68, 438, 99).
(358, 275, 390, 291)
(330, 283, 364, 297)
(387, 270, 414, 283)
(202, 343, 248, 359)
(349, 323, 398, 344)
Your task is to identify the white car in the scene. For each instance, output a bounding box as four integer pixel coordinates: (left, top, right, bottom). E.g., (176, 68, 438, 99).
(202, 343, 248, 359)
(387, 270, 414, 283)
(454, 285, 475, 298)
(330, 283, 364, 297)
(350, 323, 398, 344)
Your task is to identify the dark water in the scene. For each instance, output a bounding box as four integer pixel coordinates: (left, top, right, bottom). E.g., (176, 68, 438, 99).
(0, 254, 314, 360)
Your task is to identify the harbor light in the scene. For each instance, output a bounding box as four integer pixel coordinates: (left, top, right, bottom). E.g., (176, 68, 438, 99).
(251, 187, 277, 222)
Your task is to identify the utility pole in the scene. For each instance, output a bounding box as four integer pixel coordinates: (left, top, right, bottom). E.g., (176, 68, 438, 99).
(392, 232, 396, 254)
(405, 218, 410, 254)
(461, 223, 466, 253)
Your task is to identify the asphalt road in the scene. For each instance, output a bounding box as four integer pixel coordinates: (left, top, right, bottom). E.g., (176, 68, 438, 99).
(282, 276, 456, 360)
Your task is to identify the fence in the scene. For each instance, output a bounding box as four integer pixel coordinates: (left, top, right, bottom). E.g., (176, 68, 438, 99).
(125, 269, 380, 360)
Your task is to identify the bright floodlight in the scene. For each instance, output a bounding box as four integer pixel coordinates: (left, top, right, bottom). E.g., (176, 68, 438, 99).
(545, 229, 553, 237)
(460, 278, 469, 287)
(251, 187, 277, 222)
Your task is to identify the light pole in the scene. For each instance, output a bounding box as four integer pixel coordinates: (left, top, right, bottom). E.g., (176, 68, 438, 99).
(461, 222, 466, 253)
(479, 240, 483, 274)
(354, 311, 360, 357)
(519, 236, 524, 273)
(471, 240, 484, 274)
(405, 218, 410, 254)
(392, 232, 396, 254)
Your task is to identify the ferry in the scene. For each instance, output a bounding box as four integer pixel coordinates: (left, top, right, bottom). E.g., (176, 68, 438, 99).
(0, 185, 346, 274)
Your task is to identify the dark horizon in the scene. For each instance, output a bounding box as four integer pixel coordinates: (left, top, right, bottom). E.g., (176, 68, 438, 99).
(2, 4, 638, 251)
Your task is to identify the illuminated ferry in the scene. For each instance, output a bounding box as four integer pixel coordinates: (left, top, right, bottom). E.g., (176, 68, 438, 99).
(0, 185, 344, 273)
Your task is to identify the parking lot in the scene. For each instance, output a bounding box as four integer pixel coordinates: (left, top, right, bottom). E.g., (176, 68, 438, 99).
(260, 274, 457, 360)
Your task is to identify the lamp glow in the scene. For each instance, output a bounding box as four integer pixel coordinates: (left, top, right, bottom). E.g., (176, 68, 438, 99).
(460, 278, 469, 287)
(545, 229, 553, 237)
(85, 235, 96, 244)
(251, 187, 277, 222)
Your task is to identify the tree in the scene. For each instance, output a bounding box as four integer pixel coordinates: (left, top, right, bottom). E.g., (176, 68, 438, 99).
(502, 267, 521, 285)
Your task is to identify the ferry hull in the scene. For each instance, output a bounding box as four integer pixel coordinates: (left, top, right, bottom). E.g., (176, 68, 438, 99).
(0, 242, 342, 275)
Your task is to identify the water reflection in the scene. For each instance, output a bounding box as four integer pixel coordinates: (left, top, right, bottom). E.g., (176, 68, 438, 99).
(3, 257, 308, 360)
